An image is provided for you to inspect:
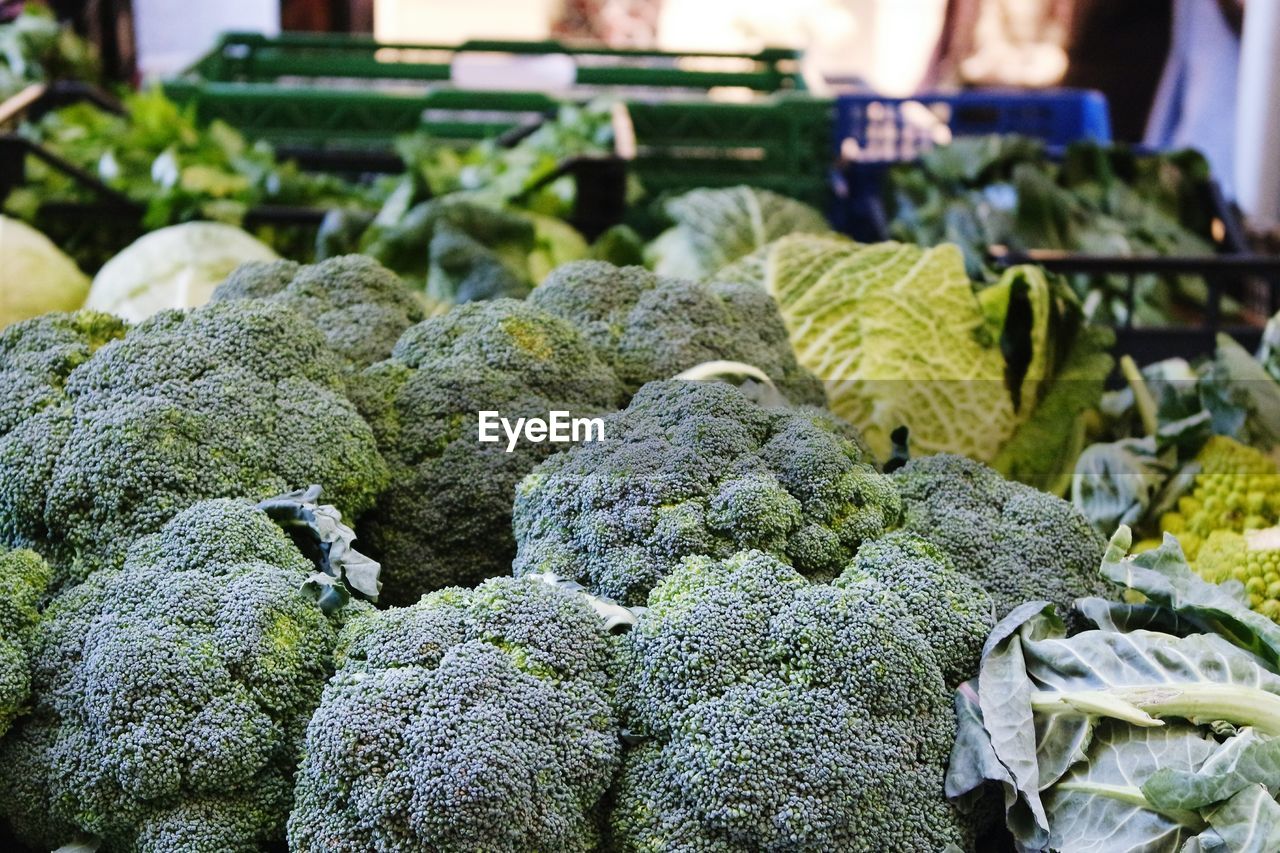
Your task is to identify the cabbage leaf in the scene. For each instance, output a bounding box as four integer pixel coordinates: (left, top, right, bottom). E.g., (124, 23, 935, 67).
(719, 234, 1077, 462)
(645, 186, 831, 280)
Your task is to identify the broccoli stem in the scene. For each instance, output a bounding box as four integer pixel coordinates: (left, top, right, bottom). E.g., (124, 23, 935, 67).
(1031, 684, 1280, 735)
(1052, 782, 1206, 829)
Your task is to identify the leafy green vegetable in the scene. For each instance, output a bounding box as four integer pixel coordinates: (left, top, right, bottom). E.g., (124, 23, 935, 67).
(645, 185, 832, 280)
(395, 100, 620, 219)
(0, 4, 98, 101)
(719, 234, 1105, 468)
(887, 136, 1222, 326)
(948, 537, 1280, 853)
(7, 88, 372, 264)
(1071, 437, 1176, 534)
(1071, 329, 1280, 537)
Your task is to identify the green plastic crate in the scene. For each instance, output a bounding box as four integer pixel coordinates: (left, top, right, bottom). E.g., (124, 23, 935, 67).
(162, 32, 834, 208)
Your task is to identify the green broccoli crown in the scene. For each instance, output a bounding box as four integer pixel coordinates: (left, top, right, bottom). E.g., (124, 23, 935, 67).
(892, 453, 1110, 623)
(212, 254, 426, 370)
(352, 298, 624, 604)
(838, 530, 995, 688)
(289, 575, 620, 853)
(610, 550, 971, 851)
(0, 547, 52, 739)
(513, 380, 899, 605)
(0, 498, 358, 852)
(0, 299, 388, 584)
(529, 260, 826, 405)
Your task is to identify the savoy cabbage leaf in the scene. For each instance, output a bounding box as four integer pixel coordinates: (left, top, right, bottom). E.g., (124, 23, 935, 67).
(718, 234, 1080, 463)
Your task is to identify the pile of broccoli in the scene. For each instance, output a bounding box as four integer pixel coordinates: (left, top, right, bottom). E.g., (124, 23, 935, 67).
(0, 251, 1133, 853)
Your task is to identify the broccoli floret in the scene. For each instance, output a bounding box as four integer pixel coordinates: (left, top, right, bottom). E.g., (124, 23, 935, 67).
(212, 254, 425, 370)
(1159, 435, 1280, 560)
(892, 453, 1111, 623)
(288, 575, 620, 853)
(609, 550, 972, 851)
(0, 499, 362, 852)
(513, 380, 899, 606)
(0, 300, 388, 584)
(0, 310, 127, 554)
(352, 299, 624, 604)
(839, 531, 995, 688)
(530, 260, 826, 405)
(0, 547, 51, 739)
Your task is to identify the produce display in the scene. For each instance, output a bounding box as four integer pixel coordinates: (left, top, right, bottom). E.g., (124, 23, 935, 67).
(5, 22, 1280, 853)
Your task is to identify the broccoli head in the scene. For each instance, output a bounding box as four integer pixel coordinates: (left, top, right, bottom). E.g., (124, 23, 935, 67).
(839, 530, 995, 688)
(289, 575, 621, 853)
(211, 254, 426, 370)
(513, 380, 899, 606)
(892, 453, 1111, 623)
(530, 260, 826, 405)
(0, 498, 363, 852)
(609, 550, 973, 851)
(352, 299, 624, 604)
(0, 547, 51, 739)
(0, 299, 388, 584)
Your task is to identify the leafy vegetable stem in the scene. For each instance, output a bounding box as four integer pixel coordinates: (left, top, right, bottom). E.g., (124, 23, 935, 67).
(1120, 354, 1160, 438)
(1031, 685, 1280, 735)
(1052, 781, 1207, 829)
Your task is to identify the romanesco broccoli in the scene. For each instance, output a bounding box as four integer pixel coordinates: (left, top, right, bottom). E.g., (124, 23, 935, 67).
(1159, 435, 1280, 560)
(1195, 526, 1280, 622)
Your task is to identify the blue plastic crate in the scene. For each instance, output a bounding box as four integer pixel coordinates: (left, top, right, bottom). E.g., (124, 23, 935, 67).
(831, 89, 1112, 239)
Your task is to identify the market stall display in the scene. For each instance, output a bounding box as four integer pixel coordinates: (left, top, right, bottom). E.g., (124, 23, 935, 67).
(3, 12, 1280, 853)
